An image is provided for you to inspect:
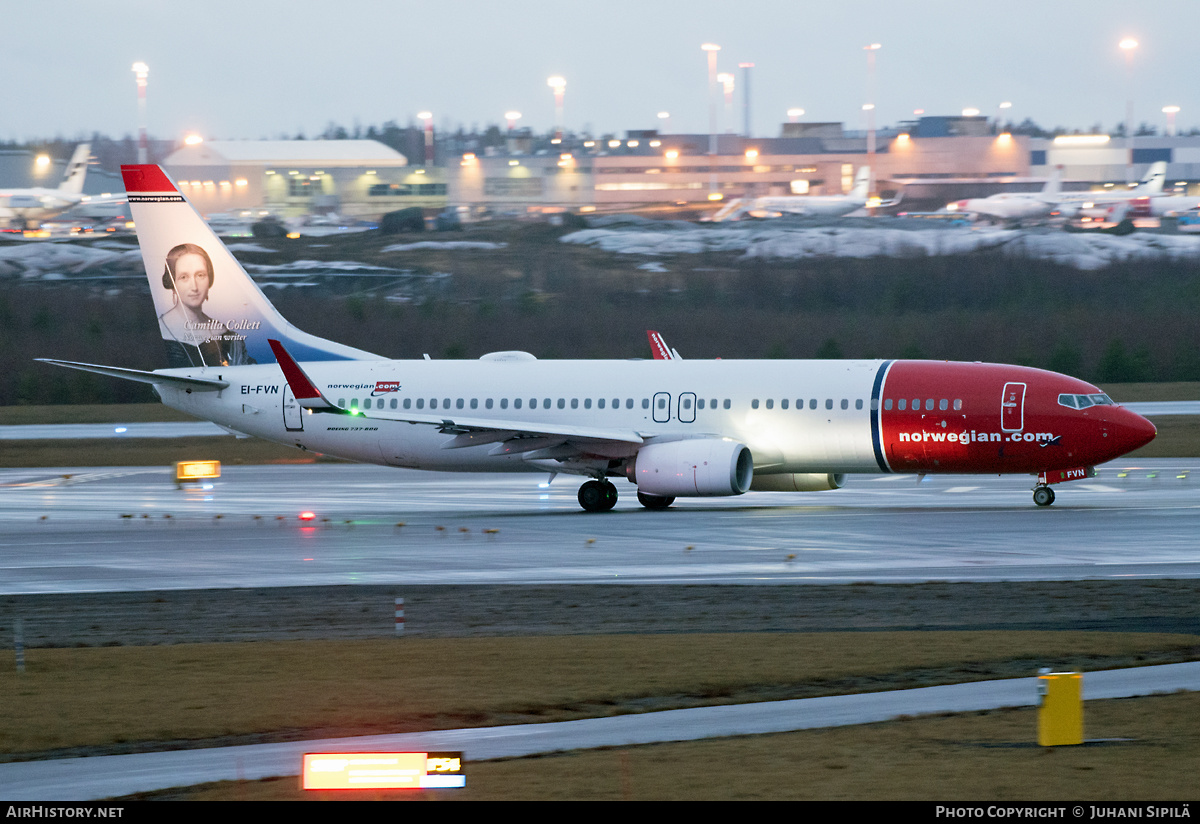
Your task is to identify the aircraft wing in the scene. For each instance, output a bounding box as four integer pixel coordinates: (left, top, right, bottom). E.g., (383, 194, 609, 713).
(268, 340, 645, 456)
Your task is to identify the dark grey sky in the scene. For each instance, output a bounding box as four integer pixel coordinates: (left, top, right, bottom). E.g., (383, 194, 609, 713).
(5, 1, 1197, 142)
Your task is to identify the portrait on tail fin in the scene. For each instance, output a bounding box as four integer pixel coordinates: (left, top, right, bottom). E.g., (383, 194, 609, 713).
(158, 242, 256, 368)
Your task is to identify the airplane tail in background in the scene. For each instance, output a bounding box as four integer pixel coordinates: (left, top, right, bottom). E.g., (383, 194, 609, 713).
(1041, 167, 1063, 196)
(120, 165, 380, 369)
(849, 167, 871, 200)
(56, 144, 92, 195)
(1134, 161, 1168, 195)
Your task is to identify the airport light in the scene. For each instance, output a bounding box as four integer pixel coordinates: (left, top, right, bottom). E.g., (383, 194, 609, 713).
(997, 100, 1012, 133)
(864, 43, 881, 201)
(702, 43, 721, 200)
(1163, 105, 1180, 137)
(1119, 37, 1138, 182)
(132, 62, 149, 164)
(547, 76, 566, 141)
(417, 111, 434, 166)
(739, 62, 754, 137)
(718, 72, 735, 133)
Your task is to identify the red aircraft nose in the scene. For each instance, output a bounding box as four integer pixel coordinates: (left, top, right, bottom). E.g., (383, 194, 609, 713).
(1105, 408, 1157, 458)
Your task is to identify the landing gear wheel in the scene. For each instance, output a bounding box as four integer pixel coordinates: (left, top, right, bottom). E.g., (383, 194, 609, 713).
(1033, 485, 1055, 507)
(637, 490, 675, 510)
(578, 480, 618, 512)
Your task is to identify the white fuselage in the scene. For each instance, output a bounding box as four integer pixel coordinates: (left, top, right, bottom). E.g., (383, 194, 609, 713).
(159, 358, 886, 475)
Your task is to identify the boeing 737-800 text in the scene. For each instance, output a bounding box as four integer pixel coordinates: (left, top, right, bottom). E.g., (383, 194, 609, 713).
(38, 165, 1156, 511)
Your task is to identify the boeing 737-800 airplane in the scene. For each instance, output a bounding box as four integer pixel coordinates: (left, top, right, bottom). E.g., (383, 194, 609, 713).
(38, 165, 1156, 511)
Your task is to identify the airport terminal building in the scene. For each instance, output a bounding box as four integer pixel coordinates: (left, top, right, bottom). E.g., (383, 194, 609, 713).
(161, 140, 447, 219)
(146, 120, 1200, 220)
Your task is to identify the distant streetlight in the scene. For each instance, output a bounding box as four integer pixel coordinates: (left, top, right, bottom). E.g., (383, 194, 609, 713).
(787, 108, 805, 123)
(132, 61, 149, 164)
(505, 110, 521, 135)
(702, 43, 721, 199)
(417, 111, 434, 166)
(864, 43, 881, 200)
(547, 76, 566, 141)
(739, 62, 754, 137)
(717, 73, 735, 133)
(997, 100, 1012, 129)
(1163, 105, 1180, 137)
(657, 111, 671, 134)
(962, 108, 980, 118)
(1120, 37, 1138, 181)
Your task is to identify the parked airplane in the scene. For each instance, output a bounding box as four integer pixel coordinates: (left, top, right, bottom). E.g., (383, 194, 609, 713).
(711, 167, 877, 221)
(1049, 161, 1169, 217)
(947, 169, 1062, 223)
(0, 144, 120, 228)
(38, 165, 1156, 511)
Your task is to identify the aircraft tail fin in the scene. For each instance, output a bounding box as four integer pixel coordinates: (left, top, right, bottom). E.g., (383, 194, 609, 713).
(1135, 161, 1168, 195)
(849, 167, 871, 199)
(120, 165, 380, 370)
(56, 144, 92, 195)
(1041, 166, 1063, 196)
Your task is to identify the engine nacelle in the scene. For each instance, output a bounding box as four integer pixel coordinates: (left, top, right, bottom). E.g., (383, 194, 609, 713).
(749, 473, 846, 492)
(630, 439, 753, 497)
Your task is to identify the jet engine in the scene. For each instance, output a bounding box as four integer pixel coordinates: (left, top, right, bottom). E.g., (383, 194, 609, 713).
(629, 439, 753, 497)
(749, 473, 846, 492)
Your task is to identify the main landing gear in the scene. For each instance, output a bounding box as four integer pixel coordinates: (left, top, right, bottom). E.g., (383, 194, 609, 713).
(578, 480, 618, 512)
(1033, 485, 1056, 507)
(576, 481, 677, 512)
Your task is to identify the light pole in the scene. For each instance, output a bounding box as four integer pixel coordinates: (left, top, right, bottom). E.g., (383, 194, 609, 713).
(1120, 37, 1138, 182)
(702, 43, 721, 200)
(657, 111, 671, 135)
(717, 73, 735, 133)
(132, 62, 149, 164)
(787, 108, 804, 124)
(864, 43, 881, 198)
(1163, 105, 1180, 137)
(739, 62, 754, 137)
(547, 76, 566, 142)
(417, 111, 434, 166)
(997, 101, 1012, 134)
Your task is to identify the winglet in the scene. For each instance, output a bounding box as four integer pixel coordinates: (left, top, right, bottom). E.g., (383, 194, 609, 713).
(268, 339, 337, 410)
(647, 330, 676, 360)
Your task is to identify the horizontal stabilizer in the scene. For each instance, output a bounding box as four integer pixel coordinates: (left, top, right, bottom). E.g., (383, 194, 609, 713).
(34, 358, 229, 390)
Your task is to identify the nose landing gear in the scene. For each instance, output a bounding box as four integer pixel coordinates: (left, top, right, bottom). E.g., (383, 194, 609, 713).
(1032, 485, 1056, 507)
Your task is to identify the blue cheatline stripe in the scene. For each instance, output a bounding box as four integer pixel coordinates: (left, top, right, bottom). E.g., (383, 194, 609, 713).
(870, 360, 894, 473)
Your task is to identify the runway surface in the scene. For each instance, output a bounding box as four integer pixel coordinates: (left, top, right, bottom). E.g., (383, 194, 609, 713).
(1, 459, 1197, 594)
(2, 661, 1197, 801)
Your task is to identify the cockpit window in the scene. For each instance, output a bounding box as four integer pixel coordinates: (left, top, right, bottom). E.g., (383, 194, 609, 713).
(1058, 393, 1115, 410)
